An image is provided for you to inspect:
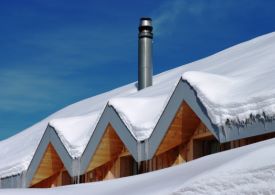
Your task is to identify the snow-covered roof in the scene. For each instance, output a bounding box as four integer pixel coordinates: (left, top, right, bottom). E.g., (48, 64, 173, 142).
(0, 31, 275, 181)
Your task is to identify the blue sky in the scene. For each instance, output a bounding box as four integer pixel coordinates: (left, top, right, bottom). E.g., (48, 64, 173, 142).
(0, 0, 274, 140)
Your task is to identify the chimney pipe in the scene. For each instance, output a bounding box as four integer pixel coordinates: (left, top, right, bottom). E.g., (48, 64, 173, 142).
(138, 17, 153, 90)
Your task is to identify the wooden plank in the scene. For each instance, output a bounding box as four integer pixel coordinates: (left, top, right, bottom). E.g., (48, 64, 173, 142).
(192, 131, 213, 140)
(31, 144, 64, 187)
(86, 124, 125, 172)
(146, 146, 180, 172)
(119, 150, 131, 157)
(31, 172, 61, 188)
(156, 102, 200, 155)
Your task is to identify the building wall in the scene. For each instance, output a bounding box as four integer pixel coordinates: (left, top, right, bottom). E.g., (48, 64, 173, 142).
(0, 174, 24, 188)
(140, 103, 275, 174)
(30, 143, 64, 188)
(27, 103, 275, 188)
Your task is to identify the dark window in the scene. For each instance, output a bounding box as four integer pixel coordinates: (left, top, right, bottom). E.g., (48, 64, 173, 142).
(193, 139, 222, 159)
(62, 171, 72, 186)
(120, 156, 135, 177)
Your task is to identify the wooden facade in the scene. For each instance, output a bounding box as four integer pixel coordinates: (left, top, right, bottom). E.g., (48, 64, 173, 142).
(30, 102, 275, 188)
(31, 143, 67, 188)
(140, 102, 275, 173)
(85, 124, 133, 181)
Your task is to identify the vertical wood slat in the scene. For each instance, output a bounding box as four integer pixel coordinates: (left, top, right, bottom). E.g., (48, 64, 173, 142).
(156, 102, 200, 155)
(31, 144, 64, 187)
(87, 124, 125, 172)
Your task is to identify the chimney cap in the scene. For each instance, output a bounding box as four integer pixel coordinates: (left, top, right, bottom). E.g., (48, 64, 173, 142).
(140, 17, 152, 21)
(139, 17, 153, 32)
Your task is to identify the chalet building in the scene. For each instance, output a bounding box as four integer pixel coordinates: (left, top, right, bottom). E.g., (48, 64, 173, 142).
(0, 18, 275, 188)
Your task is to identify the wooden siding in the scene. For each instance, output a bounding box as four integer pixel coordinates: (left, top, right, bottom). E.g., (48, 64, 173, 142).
(185, 122, 217, 161)
(85, 147, 133, 182)
(86, 124, 124, 172)
(156, 102, 200, 155)
(31, 143, 64, 187)
(141, 146, 182, 173)
(192, 123, 213, 140)
(230, 131, 275, 148)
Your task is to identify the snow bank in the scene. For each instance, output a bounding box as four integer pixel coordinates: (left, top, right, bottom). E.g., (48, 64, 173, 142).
(2, 137, 275, 194)
(172, 140, 275, 194)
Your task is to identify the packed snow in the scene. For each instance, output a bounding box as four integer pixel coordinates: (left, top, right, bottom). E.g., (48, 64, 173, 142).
(182, 32, 275, 125)
(49, 111, 101, 158)
(109, 93, 172, 141)
(0, 31, 275, 178)
(1, 137, 275, 194)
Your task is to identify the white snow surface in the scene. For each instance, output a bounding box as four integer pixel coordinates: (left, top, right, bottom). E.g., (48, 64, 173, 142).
(0, 31, 275, 177)
(49, 111, 101, 158)
(182, 32, 275, 125)
(2, 137, 275, 194)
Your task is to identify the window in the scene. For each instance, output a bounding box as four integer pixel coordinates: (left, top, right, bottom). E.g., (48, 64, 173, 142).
(193, 139, 221, 159)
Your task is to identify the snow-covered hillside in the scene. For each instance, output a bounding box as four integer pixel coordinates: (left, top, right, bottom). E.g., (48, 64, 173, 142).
(0, 31, 275, 181)
(1, 137, 275, 194)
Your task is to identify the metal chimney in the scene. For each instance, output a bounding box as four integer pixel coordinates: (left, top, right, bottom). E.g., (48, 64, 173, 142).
(138, 17, 153, 90)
